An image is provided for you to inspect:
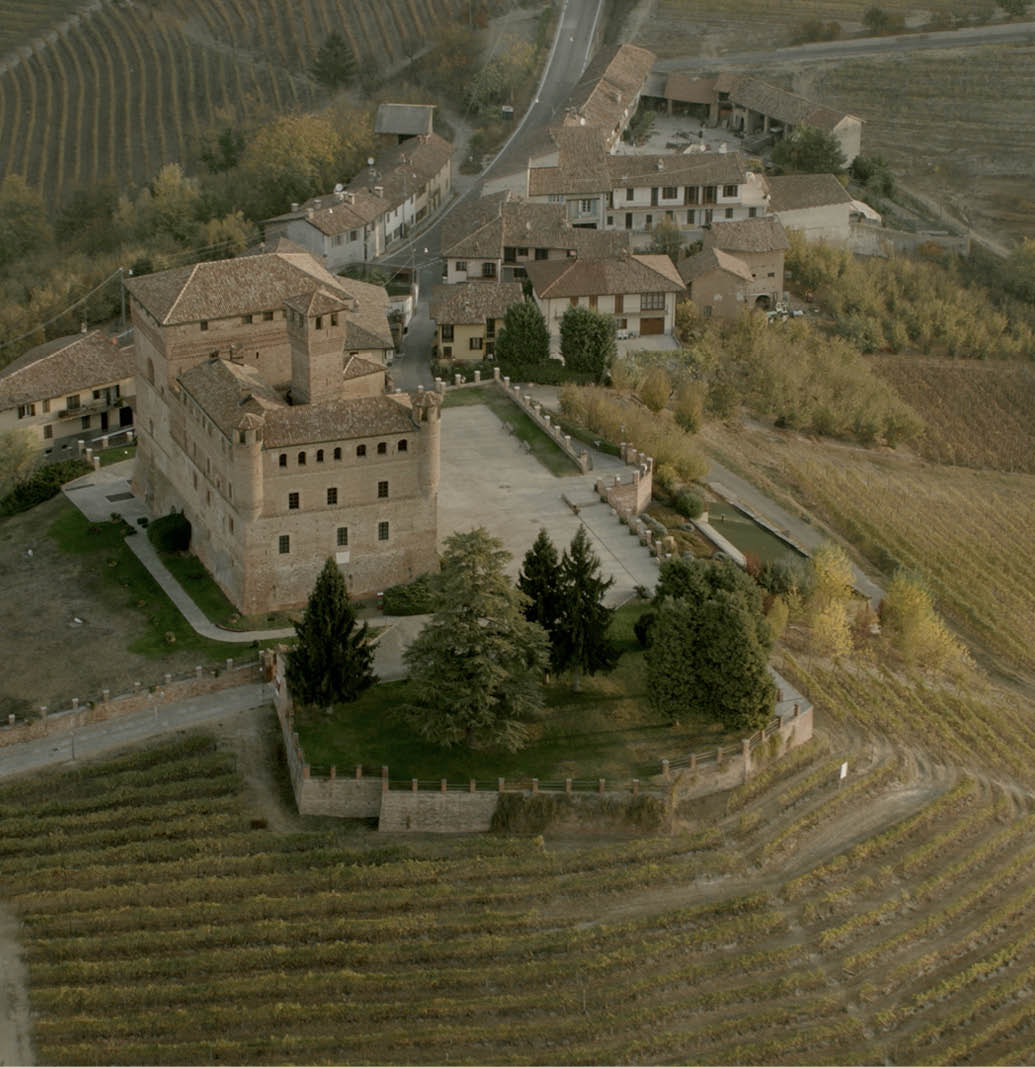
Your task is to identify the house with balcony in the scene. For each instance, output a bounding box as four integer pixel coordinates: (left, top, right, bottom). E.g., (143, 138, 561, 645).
(429, 281, 524, 361)
(263, 133, 453, 271)
(0, 331, 135, 460)
(524, 253, 685, 348)
(440, 190, 629, 284)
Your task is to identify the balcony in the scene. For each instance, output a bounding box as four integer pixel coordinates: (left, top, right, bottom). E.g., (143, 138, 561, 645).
(57, 397, 120, 420)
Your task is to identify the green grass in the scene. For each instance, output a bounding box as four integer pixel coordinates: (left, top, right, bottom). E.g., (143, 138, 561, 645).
(97, 444, 137, 467)
(47, 501, 246, 660)
(296, 602, 735, 783)
(443, 386, 582, 476)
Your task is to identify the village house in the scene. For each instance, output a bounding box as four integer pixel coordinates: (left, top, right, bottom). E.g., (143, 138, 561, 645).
(429, 281, 524, 361)
(524, 252, 685, 346)
(767, 173, 854, 244)
(0, 331, 135, 460)
(439, 189, 629, 284)
(374, 102, 436, 145)
(560, 43, 656, 150)
(125, 248, 440, 613)
(263, 133, 453, 271)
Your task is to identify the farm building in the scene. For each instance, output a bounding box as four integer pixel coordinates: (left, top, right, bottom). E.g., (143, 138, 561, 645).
(767, 174, 854, 244)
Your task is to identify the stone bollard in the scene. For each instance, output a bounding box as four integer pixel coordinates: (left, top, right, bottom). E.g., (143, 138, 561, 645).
(417, 384, 424, 394)
(226, 658, 234, 672)
(355, 765, 363, 779)
(454, 373, 462, 386)
(544, 414, 551, 427)
(531, 778, 539, 794)
(498, 777, 505, 792)
(195, 666, 203, 679)
(661, 759, 670, 780)
(564, 434, 571, 451)
(473, 370, 481, 383)
(565, 778, 572, 794)
(598, 778, 605, 795)
(411, 778, 418, 792)
(134, 681, 141, 694)
(469, 779, 477, 793)
(7, 714, 14, 726)
(71, 697, 79, 711)
(503, 376, 510, 389)
(77, 438, 85, 456)
(440, 778, 447, 793)
(493, 366, 501, 380)
(92, 456, 101, 471)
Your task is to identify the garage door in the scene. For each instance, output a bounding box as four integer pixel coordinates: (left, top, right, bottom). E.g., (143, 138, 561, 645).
(640, 317, 664, 335)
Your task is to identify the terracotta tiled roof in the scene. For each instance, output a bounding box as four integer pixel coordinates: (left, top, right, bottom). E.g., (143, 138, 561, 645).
(440, 191, 511, 258)
(729, 75, 859, 132)
(283, 288, 353, 317)
(375, 102, 436, 137)
(429, 281, 525, 325)
(346, 132, 452, 212)
(677, 247, 753, 284)
(526, 254, 684, 299)
(343, 354, 385, 380)
(0, 332, 135, 408)
(564, 43, 655, 133)
(274, 187, 389, 235)
(527, 126, 612, 196)
(767, 173, 852, 212)
(664, 73, 716, 104)
(179, 356, 414, 443)
(606, 150, 749, 188)
(705, 216, 789, 253)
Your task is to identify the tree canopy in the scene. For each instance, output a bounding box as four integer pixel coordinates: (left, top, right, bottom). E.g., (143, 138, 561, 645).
(401, 528, 549, 751)
(311, 31, 357, 90)
(494, 299, 551, 369)
(772, 125, 847, 174)
(559, 305, 617, 383)
(518, 528, 564, 671)
(286, 558, 376, 707)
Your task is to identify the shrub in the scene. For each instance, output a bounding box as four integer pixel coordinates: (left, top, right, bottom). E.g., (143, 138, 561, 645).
(633, 610, 656, 648)
(673, 489, 704, 520)
(382, 571, 439, 615)
(674, 381, 705, 432)
(638, 367, 672, 412)
(0, 459, 91, 516)
(148, 512, 192, 553)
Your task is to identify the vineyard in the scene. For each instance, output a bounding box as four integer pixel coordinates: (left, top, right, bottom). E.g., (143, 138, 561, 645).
(870, 356, 1035, 474)
(0, 0, 467, 203)
(7, 709, 1035, 1062)
(700, 422, 1035, 677)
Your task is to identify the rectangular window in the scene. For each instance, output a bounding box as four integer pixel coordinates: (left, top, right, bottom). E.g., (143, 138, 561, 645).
(588, 295, 597, 309)
(81, 415, 91, 430)
(288, 492, 299, 510)
(704, 186, 717, 204)
(242, 314, 253, 324)
(481, 262, 497, 278)
(725, 207, 734, 219)
(579, 199, 595, 214)
(43, 424, 53, 439)
(614, 294, 623, 314)
(315, 316, 323, 330)
(662, 186, 677, 200)
(327, 487, 338, 505)
(17, 404, 34, 419)
(330, 313, 338, 327)
(625, 213, 632, 229)
(535, 248, 548, 260)
(442, 346, 452, 358)
(378, 521, 389, 541)
(469, 336, 483, 351)
(378, 480, 389, 498)
(686, 186, 699, 205)
(65, 394, 80, 411)
(516, 247, 528, 257)
(503, 246, 516, 263)
(337, 526, 348, 547)
(441, 324, 454, 342)
(607, 215, 614, 227)
(723, 184, 738, 197)
(278, 535, 290, 554)
(263, 310, 274, 321)
(748, 206, 758, 218)
(625, 187, 634, 201)
(350, 229, 359, 242)
(455, 260, 467, 272)
(569, 296, 578, 307)
(200, 320, 209, 331)
(641, 292, 666, 310)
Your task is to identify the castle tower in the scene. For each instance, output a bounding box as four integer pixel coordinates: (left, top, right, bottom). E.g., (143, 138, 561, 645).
(231, 411, 265, 521)
(411, 389, 442, 496)
(285, 287, 352, 405)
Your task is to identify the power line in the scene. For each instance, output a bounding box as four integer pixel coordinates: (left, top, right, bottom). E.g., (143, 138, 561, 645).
(0, 268, 123, 353)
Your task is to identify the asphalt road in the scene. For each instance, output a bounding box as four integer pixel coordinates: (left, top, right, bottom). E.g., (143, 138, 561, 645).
(653, 20, 1035, 71)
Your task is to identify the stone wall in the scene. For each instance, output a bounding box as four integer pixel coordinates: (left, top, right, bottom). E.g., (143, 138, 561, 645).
(848, 221, 970, 258)
(379, 789, 500, 833)
(0, 659, 262, 749)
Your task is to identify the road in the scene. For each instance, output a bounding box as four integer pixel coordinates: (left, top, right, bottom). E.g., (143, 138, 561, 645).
(653, 20, 1035, 71)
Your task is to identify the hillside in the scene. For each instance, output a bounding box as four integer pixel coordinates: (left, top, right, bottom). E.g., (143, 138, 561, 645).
(0, 0, 467, 203)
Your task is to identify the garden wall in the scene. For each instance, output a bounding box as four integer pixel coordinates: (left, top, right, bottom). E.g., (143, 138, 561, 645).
(849, 221, 970, 258)
(0, 658, 262, 749)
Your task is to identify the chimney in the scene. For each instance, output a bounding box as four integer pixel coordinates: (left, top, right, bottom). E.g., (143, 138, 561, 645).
(290, 202, 299, 212)
(374, 185, 384, 198)
(344, 191, 355, 205)
(313, 198, 321, 209)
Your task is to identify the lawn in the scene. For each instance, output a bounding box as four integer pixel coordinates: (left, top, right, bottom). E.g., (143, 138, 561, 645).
(443, 386, 582, 476)
(97, 444, 137, 467)
(47, 505, 250, 660)
(295, 602, 738, 785)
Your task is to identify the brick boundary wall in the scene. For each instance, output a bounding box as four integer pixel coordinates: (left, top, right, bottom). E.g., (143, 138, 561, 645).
(0, 659, 263, 749)
(269, 650, 814, 833)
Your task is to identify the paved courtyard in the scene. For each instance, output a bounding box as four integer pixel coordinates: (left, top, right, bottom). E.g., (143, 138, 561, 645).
(439, 404, 662, 605)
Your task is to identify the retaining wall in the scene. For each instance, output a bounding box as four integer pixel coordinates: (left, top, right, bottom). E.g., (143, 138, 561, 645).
(0, 659, 262, 749)
(849, 221, 970, 258)
(380, 789, 500, 833)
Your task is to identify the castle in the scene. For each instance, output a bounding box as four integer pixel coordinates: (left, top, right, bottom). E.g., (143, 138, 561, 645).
(126, 247, 440, 614)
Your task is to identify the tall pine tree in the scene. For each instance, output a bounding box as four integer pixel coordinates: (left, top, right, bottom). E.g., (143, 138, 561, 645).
(286, 558, 376, 707)
(518, 528, 564, 672)
(555, 526, 619, 691)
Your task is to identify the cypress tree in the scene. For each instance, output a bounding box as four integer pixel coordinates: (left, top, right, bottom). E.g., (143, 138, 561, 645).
(286, 558, 376, 707)
(518, 528, 564, 671)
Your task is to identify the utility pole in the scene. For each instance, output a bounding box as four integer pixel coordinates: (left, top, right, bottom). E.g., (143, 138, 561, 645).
(119, 266, 126, 332)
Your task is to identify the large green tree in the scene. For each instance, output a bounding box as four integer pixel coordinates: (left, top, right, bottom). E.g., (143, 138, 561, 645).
(401, 529, 549, 751)
(518, 528, 564, 671)
(494, 300, 551, 369)
(772, 125, 847, 174)
(286, 558, 376, 707)
(559, 305, 617, 383)
(554, 526, 619, 690)
(0, 175, 53, 271)
(312, 31, 357, 90)
(645, 590, 776, 730)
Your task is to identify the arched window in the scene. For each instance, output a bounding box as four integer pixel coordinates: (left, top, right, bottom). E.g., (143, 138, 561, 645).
(298, 451, 306, 465)
(279, 454, 287, 468)
(333, 447, 342, 460)
(356, 444, 367, 457)
(316, 449, 324, 462)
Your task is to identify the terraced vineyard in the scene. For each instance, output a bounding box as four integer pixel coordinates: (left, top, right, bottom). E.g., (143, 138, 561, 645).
(871, 356, 1035, 474)
(0, 0, 467, 202)
(700, 422, 1035, 676)
(5, 721, 1035, 1063)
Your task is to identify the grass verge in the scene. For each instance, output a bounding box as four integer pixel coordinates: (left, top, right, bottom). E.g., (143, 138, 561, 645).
(443, 386, 582, 476)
